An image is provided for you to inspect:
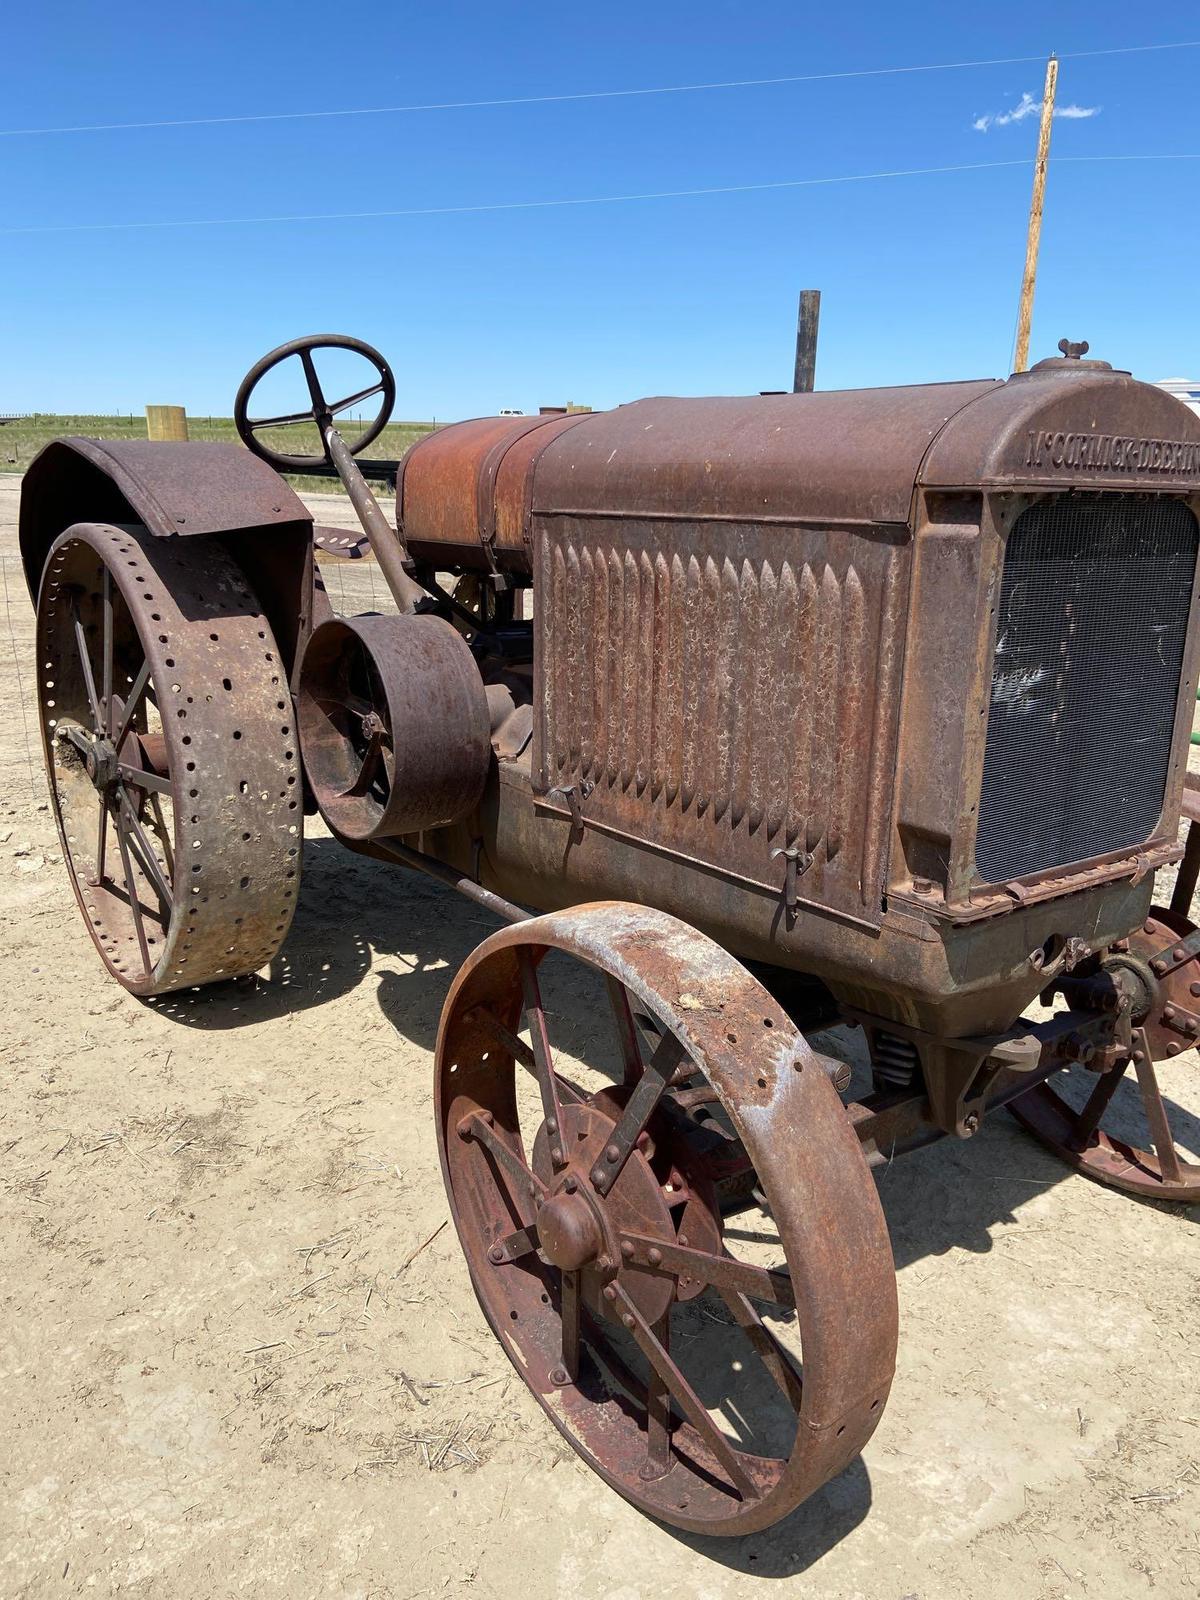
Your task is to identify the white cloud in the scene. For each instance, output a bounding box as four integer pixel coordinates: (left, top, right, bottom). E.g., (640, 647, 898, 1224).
(972, 91, 1100, 133)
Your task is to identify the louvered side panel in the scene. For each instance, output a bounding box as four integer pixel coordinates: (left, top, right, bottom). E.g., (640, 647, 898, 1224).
(534, 518, 904, 921)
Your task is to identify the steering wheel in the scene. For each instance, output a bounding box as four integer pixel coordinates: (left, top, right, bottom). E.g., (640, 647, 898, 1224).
(233, 334, 396, 473)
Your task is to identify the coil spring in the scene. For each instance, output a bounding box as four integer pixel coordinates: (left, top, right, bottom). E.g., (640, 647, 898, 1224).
(872, 1031, 920, 1092)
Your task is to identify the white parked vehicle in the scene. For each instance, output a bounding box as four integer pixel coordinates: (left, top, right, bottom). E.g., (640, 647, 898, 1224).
(1156, 378, 1200, 418)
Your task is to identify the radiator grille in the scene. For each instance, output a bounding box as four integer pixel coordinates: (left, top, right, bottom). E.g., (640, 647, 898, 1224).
(534, 519, 905, 919)
(976, 494, 1198, 884)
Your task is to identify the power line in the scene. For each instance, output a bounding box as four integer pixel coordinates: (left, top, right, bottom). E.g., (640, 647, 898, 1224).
(1, 38, 1197, 139)
(1, 153, 1196, 239)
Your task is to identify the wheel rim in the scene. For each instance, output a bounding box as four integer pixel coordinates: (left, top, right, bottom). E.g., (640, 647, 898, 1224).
(436, 904, 897, 1536)
(1010, 909, 1200, 1201)
(36, 522, 303, 995)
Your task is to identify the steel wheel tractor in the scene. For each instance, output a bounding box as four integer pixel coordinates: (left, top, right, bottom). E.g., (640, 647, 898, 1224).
(19, 332, 1200, 1536)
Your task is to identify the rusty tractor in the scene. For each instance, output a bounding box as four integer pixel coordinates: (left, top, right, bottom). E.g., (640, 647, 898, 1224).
(20, 332, 1200, 1535)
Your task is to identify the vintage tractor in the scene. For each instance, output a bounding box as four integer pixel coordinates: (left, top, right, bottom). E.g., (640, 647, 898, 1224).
(19, 333, 1200, 1536)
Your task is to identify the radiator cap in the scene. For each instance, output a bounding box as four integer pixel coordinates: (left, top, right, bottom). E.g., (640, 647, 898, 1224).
(1021, 338, 1125, 377)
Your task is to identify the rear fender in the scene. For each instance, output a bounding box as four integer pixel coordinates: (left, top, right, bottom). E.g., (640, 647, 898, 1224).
(19, 437, 318, 683)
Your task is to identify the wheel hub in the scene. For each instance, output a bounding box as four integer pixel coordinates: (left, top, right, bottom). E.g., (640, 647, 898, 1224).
(532, 1102, 679, 1325)
(61, 725, 119, 790)
(1125, 909, 1200, 1058)
(537, 1191, 602, 1270)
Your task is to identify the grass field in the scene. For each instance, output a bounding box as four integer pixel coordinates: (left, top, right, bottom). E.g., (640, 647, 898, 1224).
(0, 413, 436, 495)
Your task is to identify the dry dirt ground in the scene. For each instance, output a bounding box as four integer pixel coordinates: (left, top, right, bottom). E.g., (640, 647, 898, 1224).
(1, 473, 1198, 1600)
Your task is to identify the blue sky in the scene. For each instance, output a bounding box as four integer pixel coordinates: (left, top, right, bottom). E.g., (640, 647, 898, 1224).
(2, 2, 1198, 419)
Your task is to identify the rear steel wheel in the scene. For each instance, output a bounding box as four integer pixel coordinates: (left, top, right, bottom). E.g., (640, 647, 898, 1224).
(435, 904, 897, 1536)
(36, 521, 302, 995)
(1010, 908, 1200, 1201)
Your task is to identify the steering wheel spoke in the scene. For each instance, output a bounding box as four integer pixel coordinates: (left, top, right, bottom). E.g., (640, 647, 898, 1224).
(329, 380, 387, 415)
(233, 334, 396, 473)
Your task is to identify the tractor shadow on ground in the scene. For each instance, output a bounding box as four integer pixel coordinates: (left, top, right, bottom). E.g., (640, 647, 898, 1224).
(146, 833, 492, 1034)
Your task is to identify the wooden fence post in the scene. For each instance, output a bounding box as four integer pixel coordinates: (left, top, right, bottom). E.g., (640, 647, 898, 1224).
(145, 405, 189, 441)
(793, 290, 821, 393)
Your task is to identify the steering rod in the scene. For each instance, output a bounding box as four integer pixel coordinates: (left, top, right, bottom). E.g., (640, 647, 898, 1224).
(321, 426, 426, 613)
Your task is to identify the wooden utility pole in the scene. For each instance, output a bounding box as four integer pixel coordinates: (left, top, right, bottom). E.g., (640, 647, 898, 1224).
(1013, 55, 1058, 373)
(145, 405, 189, 441)
(793, 289, 821, 393)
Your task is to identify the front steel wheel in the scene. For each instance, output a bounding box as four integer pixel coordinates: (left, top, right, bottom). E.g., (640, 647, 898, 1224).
(1011, 907, 1200, 1201)
(435, 903, 897, 1536)
(36, 521, 302, 995)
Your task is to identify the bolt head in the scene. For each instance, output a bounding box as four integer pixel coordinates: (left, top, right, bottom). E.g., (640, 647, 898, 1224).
(597, 1254, 613, 1274)
(564, 1176, 578, 1194)
(549, 1365, 569, 1386)
(603, 1284, 617, 1302)
(620, 1239, 635, 1259)
(622, 1313, 636, 1329)
(546, 1118, 557, 1135)
(590, 1168, 605, 1188)
(550, 1146, 564, 1165)
(678, 1234, 689, 1247)
(488, 1244, 504, 1263)
(647, 1247, 662, 1267)
(605, 1143, 620, 1163)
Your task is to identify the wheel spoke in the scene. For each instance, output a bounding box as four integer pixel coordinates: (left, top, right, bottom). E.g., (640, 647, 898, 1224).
(620, 1232, 795, 1308)
(111, 658, 151, 751)
(642, 1311, 673, 1480)
(1070, 1061, 1127, 1149)
(92, 795, 109, 887)
(719, 1289, 804, 1410)
(560, 1269, 581, 1382)
(460, 1108, 547, 1209)
(148, 792, 174, 879)
(488, 1222, 540, 1265)
(117, 762, 171, 796)
(611, 1283, 759, 1501)
(100, 566, 113, 737)
(473, 1005, 538, 1071)
(1131, 1043, 1184, 1185)
(114, 784, 172, 911)
(518, 950, 565, 1148)
(605, 976, 643, 1086)
(591, 1031, 686, 1196)
(112, 801, 152, 977)
(71, 597, 103, 731)
(469, 1006, 587, 1104)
